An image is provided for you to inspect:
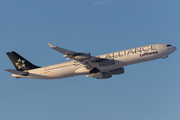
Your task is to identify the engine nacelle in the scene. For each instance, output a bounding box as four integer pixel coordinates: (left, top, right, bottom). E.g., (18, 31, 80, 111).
(73, 53, 91, 60)
(97, 72, 112, 79)
(109, 68, 124, 75)
(98, 59, 115, 66)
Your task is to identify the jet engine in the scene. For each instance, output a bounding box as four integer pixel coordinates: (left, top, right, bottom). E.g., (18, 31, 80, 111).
(72, 53, 91, 60)
(109, 68, 124, 75)
(97, 72, 112, 79)
(89, 68, 111, 79)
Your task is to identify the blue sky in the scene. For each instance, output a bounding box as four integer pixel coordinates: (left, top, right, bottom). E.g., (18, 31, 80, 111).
(1, 0, 180, 120)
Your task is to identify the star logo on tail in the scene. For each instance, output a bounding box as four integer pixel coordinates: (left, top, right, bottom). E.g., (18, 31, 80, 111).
(16, 59, 26, 70)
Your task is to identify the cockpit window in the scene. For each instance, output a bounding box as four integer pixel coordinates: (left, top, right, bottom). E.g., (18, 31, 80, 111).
(167, 44, 172, 47)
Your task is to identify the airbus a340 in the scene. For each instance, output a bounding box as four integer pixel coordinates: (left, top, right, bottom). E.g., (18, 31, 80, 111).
(5, 43, 176, 79)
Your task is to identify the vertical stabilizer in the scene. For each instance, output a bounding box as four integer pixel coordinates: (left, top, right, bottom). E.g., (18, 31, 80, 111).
(6, 51, 40, 71)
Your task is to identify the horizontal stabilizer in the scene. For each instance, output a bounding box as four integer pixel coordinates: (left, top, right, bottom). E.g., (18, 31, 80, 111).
(5, 69, 29, 76)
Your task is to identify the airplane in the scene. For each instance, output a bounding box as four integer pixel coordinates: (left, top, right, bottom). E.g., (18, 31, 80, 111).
(5, 43, 176, 79)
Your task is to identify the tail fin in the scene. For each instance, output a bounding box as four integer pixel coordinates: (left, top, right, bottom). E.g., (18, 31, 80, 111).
(6, 51, 40, 71)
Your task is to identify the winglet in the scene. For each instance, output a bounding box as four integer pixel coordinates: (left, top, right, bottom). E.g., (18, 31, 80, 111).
(48, 43, 56, 48)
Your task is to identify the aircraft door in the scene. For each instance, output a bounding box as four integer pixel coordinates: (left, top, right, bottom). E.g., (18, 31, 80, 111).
(39, 68, 45, 75)
(157, 44, 162, 51)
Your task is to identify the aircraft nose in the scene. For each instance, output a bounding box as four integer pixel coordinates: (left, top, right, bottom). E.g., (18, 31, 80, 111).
(173, 46, 177, 51)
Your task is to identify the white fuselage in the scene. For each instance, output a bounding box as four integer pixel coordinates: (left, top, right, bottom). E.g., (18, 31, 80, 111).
(12, 44, 176, 79)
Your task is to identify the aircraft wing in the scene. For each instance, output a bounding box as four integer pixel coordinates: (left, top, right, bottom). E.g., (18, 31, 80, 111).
(48, 43, 77, 55)
(48, 43, 104, 61)
(48, 43, 114, 68)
